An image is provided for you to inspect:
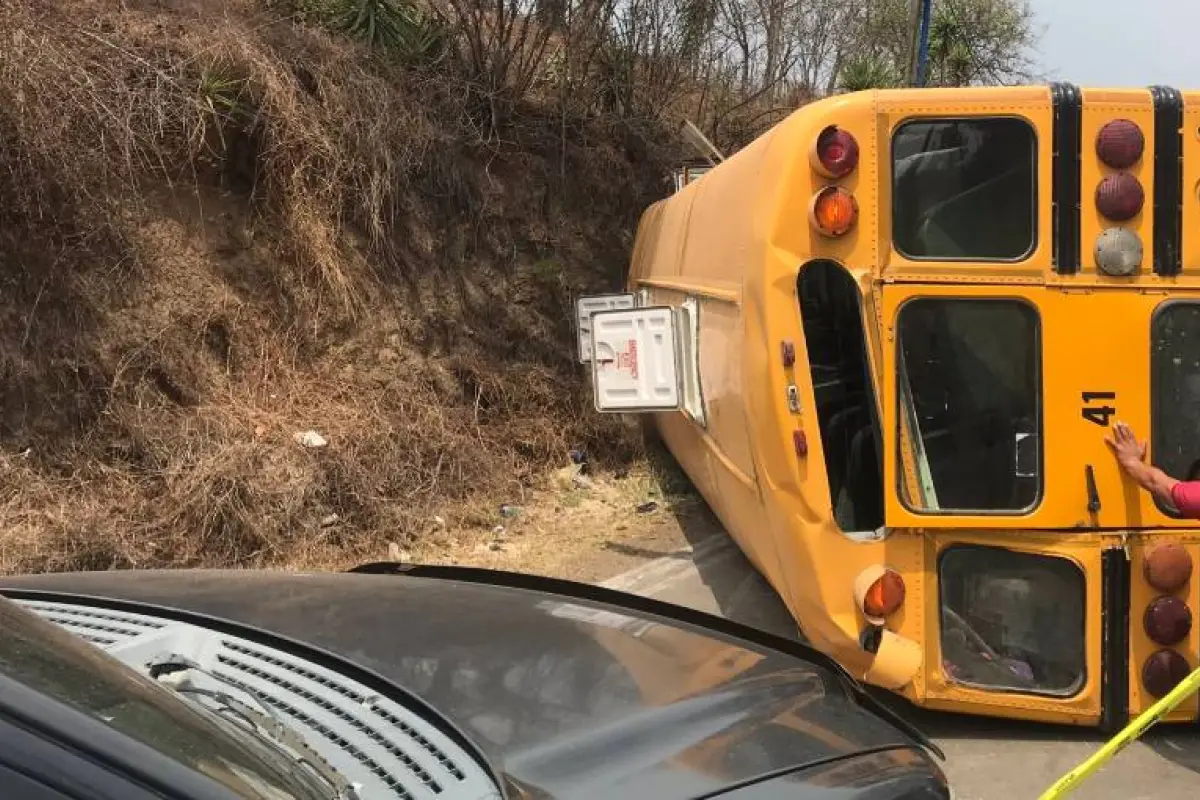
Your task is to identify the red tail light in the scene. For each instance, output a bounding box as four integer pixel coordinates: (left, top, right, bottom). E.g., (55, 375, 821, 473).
(1096, 119, 1145, 169)
(1143, 649, 1191, 697)
(811, 126, 859, 179)
(1144, 596, 1193, 646)
(1096, 173, 1145, 221)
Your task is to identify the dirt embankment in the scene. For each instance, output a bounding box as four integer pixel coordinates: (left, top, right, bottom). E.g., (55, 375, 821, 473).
(0, 0, 683, 574)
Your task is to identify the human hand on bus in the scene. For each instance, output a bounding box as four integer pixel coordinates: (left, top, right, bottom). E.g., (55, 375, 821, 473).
(1106, 421, 1147, 469)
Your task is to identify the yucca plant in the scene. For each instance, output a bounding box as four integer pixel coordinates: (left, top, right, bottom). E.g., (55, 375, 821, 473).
(329, 0, 448, 64)
(197, 67, 252, 155)
(200, 69, 247, 115)
(836, 57, 899, 93)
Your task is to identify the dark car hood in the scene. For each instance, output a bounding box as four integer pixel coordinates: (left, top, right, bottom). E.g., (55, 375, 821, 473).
(0, 567, 935, 798)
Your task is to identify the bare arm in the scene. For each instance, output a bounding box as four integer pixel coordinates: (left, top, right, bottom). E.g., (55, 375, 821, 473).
(1106, 421, 1178, 506)
(1119, 456, 1178, 505)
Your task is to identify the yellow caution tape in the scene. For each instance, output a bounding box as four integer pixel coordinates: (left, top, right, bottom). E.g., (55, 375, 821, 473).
(1039, 664, 1200, 799)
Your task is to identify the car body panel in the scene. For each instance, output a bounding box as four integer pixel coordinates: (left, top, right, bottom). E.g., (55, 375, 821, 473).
(0, 568, 947, 799)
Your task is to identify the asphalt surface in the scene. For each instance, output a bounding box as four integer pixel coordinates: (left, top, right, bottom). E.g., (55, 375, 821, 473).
(599, 531, 1200, 800)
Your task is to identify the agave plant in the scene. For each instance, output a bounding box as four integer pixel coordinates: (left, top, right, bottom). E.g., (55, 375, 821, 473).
(327, 0, 449, 64)
(836, 57, 899, 93)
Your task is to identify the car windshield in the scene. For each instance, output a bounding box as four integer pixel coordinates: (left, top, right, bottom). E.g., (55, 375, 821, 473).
(0, 599, 332, 799)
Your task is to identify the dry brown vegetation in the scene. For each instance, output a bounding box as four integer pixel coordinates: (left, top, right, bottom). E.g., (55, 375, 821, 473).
(0, 0, 666, 572)
(0, 0, 1036, 574)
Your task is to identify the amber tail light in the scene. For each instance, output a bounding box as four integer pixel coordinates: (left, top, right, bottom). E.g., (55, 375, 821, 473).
(855, 566, 905, 623)
(809, 186, 858, 237)
(1144, 544, 1193, 593)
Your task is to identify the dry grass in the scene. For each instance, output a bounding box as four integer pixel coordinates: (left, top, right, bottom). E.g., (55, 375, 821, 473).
(0, 0, 671, 573)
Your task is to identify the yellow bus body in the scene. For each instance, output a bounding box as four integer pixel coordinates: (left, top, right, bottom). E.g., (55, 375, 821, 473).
(626, 85, 1200, 727)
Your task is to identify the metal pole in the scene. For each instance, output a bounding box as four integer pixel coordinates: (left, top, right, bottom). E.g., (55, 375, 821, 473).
(914, 0, 933, 87)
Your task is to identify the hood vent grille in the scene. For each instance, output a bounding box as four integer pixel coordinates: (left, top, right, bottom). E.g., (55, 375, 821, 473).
(16, 598, 499, 800)
(218, 640, 465, 781)
(18, 600, 165, 647)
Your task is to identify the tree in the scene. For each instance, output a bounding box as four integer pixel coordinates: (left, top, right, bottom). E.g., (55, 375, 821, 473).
(833, 0, 1038, 92)
(925, 0, 1037, 86)
(837, 56, 899, 93)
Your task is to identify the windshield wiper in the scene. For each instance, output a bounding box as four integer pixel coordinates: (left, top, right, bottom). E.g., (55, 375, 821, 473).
(149, 654, 357, 799)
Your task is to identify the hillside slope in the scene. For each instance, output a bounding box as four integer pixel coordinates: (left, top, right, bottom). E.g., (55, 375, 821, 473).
(0, 0, 673, 572)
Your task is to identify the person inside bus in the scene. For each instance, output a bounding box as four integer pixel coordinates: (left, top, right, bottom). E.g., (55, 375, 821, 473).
(1108, 421, 1200, 516)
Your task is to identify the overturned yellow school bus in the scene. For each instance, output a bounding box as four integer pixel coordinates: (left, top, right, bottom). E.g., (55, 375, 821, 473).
(579, 85, 1200, 728)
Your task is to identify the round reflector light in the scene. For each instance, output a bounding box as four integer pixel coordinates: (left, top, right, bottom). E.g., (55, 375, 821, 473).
(1142, 649, 1191, 698)
(811, 125, 860, 179)
(862, 569, 906, 621)
(1096, 173, 1145, 221)
(1144, 596, 1193, 646)
(1095, 227, 1143, 276)
(809, 186, 858, 237)
(1096, 119, 1145, 169)
(1145, 543, 1193, 593)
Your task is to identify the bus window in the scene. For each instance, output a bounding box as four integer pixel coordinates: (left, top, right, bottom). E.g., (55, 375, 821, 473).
(891, 117, 1037, 261)
(1151, 301, 1200, 515)
(797, 262, 882, 533)
(896, 298, 1041, 514)
(939, 545, 1085, 696)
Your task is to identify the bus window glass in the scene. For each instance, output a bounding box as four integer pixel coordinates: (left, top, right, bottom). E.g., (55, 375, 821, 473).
(897, 299, 1041, 513)
(939, 546, 1085, 696)
(892, 118, 1036, 260)
(1152, 302, 1200, 512)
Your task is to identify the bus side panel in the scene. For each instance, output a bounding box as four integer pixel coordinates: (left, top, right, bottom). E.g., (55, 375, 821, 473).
(635, 286, 779, 586)
(639, 284, 719, 539)
(696, 298, 779, 582)
(635, 127, 785, 587)
(649, 178, 695, 279)
(626, 203, 724, 546)
(627, 201, 667, 286)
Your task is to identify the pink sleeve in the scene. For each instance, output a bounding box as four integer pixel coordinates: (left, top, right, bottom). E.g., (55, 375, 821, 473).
(1171, 481, 1200, 518)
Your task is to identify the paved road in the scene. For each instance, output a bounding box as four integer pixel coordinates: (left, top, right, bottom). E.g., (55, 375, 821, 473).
(600, 530, 1200, 800)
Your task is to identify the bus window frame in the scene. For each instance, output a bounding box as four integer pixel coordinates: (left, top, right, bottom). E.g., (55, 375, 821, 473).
(936, 543, 1089, 700)
(889, 114, 1041, 264)
(893, 294, 1046, 518)
(796, 260, 885, 537)
(1149, 298, 1200, 519)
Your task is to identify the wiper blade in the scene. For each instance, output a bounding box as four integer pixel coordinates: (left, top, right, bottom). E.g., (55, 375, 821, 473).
(149, 654, 358, 799)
